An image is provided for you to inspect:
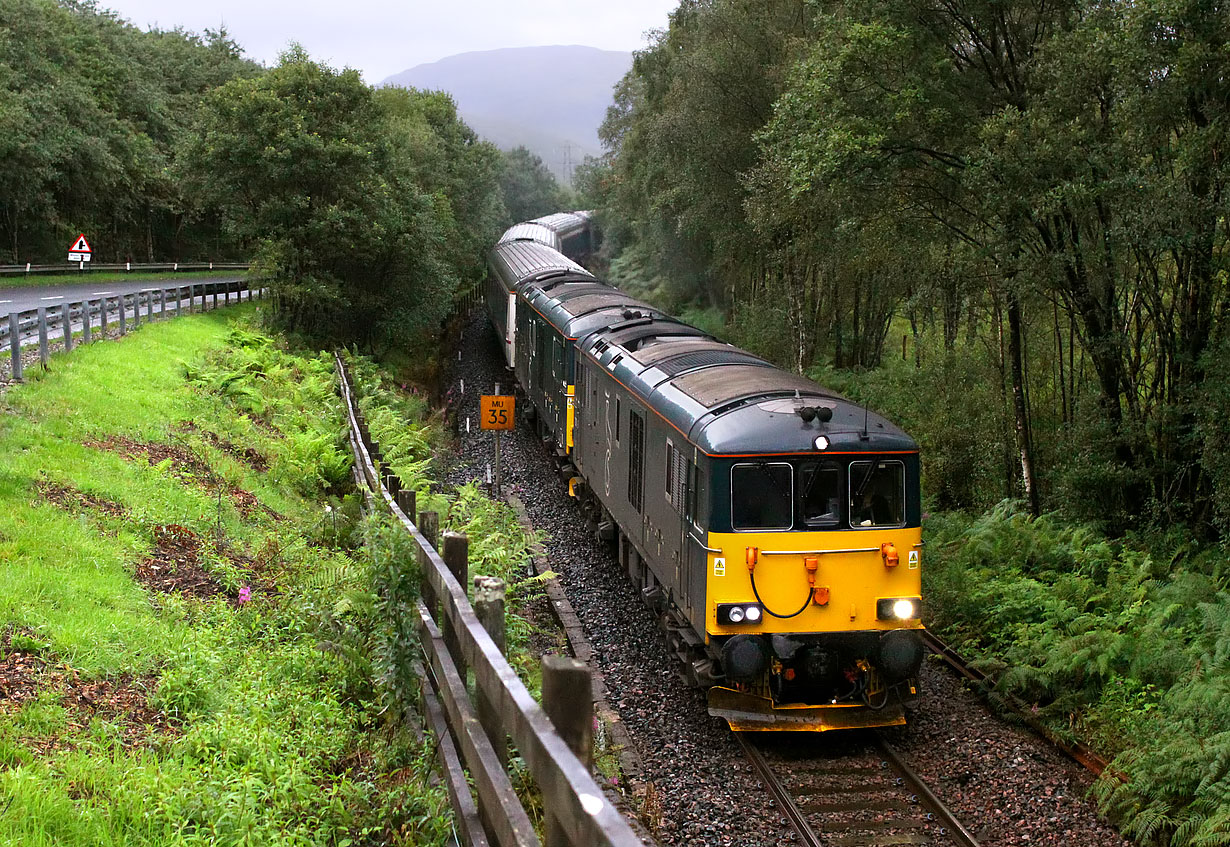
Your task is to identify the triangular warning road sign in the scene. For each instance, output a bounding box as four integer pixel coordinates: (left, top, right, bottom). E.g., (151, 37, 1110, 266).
(69, 234, 91, 253)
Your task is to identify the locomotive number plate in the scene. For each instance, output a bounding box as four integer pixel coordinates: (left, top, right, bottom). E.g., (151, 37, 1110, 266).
(480, 395, 515, 430)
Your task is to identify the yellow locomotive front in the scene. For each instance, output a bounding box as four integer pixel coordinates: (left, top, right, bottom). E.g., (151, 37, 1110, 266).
(699, 443, 924, 732)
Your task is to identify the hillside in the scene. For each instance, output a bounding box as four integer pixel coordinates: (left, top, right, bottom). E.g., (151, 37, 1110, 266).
(381, 45, 631, 183)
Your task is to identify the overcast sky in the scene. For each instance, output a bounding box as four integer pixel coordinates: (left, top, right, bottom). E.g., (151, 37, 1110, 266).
(99, 0, 677, 84)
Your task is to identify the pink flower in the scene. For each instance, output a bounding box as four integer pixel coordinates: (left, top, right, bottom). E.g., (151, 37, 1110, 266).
(238, 586, 251, 604)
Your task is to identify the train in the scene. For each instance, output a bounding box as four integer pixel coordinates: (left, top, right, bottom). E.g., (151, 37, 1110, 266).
(485, 212, 924, 732)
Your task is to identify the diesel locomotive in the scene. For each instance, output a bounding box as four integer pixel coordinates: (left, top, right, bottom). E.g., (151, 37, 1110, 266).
(486, 213, 924, 732)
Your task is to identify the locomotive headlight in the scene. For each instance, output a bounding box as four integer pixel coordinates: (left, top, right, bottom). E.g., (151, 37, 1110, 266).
(718, 603, 764, 625)
(876, 597, 921, 621)
(814, 435, 829, 451)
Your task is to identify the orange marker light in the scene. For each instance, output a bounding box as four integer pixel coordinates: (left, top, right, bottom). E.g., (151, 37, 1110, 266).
(804, 556, 819, 585)
(784, 668, 796, 681)
(813, 586, 830, 606)
(881, 542, 899, 568)
(746, 547, 759, 571)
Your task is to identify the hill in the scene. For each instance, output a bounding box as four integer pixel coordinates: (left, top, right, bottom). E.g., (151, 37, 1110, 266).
(381, 45, 631, 184)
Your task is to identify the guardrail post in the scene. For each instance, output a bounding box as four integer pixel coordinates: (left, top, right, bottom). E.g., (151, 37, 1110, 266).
(9, 312, 22, 381)
(159, 288, 167, 318)
(100, 297, 109, 335)
(188, 284, 195, 314)
(442, 532, 469, 683)
(225, 283, 232, 306)
(212, 285, 219, 311)
(542, 656, 594, 847)
(132, 293, 141, 327)
(475, 575, 509, 766)
(62, 303, 73, 353)
(175, 287, 182, 316)
(418, 510, 440, 620)
(119, 295, 127, 335)
(81, 301, 91, 344)
(37, 307, 48, 368)
(145, 290, 153, 322)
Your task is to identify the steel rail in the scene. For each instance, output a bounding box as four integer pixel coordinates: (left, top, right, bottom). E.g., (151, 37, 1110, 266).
(875, 735, 981, 847)
(733, 731, 823, 847)
(920, 630, 1119, 779)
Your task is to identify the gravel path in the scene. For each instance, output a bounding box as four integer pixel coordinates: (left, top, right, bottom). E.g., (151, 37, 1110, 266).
(442, 309, 1132, 847)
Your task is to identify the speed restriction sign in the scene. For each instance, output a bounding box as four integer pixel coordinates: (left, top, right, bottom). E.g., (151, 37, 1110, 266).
(480, 395, 515, 430)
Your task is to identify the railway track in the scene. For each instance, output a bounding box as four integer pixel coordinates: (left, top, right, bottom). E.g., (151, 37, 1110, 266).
(736, 729, 980, 847)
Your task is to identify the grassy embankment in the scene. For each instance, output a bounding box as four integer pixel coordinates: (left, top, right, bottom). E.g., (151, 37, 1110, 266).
(0, 271, 243, 291)
(0, 306, 457, 846)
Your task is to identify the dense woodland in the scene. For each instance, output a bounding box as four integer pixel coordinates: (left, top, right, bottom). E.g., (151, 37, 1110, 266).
(0, 0, 572, 357)
(588, 0, 1230, 539)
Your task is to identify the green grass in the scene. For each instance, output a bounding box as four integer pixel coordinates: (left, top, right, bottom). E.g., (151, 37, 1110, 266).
(0, 270, 246, 290)
(0, 308, 453, 846)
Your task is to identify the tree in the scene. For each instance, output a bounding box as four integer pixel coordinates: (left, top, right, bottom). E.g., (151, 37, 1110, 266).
(498, 146, 567, 225)
(182, 47, 498, 355)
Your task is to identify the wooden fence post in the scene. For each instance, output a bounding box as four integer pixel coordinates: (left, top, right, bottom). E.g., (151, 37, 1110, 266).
(542, 656, 594, 847)
(474, 575, 508, 766)
(442, 533, 469, 683)
(418, 510, 440, 620)
(395, 489, 416, 524)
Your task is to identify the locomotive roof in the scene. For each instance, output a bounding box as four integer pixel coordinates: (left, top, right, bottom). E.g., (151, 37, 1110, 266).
(489, 240, 592, 292)
(582, 331, 915, 456)
(524, 286, 669, 339)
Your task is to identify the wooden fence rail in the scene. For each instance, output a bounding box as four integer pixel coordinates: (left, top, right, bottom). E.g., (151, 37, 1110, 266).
(334, 353, 649, 847)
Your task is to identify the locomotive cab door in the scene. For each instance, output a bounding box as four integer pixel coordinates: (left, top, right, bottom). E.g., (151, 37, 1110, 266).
(682, 456, 708, 632)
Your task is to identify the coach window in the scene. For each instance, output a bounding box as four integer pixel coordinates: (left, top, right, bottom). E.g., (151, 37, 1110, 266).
(849, 460, 905, 528)
(799, 460, 842, 528)
(731, 462, 793, 531)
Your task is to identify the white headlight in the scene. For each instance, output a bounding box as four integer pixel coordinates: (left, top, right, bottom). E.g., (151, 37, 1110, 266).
(744, 606, 762, 623)
(892, 599, 916, 620)
(728, 607, 745, 623)
(814, 435, 829, 451)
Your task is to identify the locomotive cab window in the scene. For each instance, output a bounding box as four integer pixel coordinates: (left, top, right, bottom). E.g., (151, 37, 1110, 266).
(849, 460, 905, 528)
(799, 461, 842, 527)
(731, 462, 793, 531)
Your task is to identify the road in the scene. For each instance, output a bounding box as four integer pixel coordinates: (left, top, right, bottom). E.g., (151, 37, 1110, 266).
(0, 275, 243, 314)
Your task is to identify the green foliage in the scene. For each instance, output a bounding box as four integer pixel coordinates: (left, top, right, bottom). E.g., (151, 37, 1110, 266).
(926, 505, 1230, 846)
(601, 0, 1230, 531)
(0, 0, 258, 263)
(499, 146, 571, 226)
(182, 50, 503, 357)
(0, 308, 452, 845)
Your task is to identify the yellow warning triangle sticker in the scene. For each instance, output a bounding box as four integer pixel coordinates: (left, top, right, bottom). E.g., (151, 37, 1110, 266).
(70, 234, 91, 253)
